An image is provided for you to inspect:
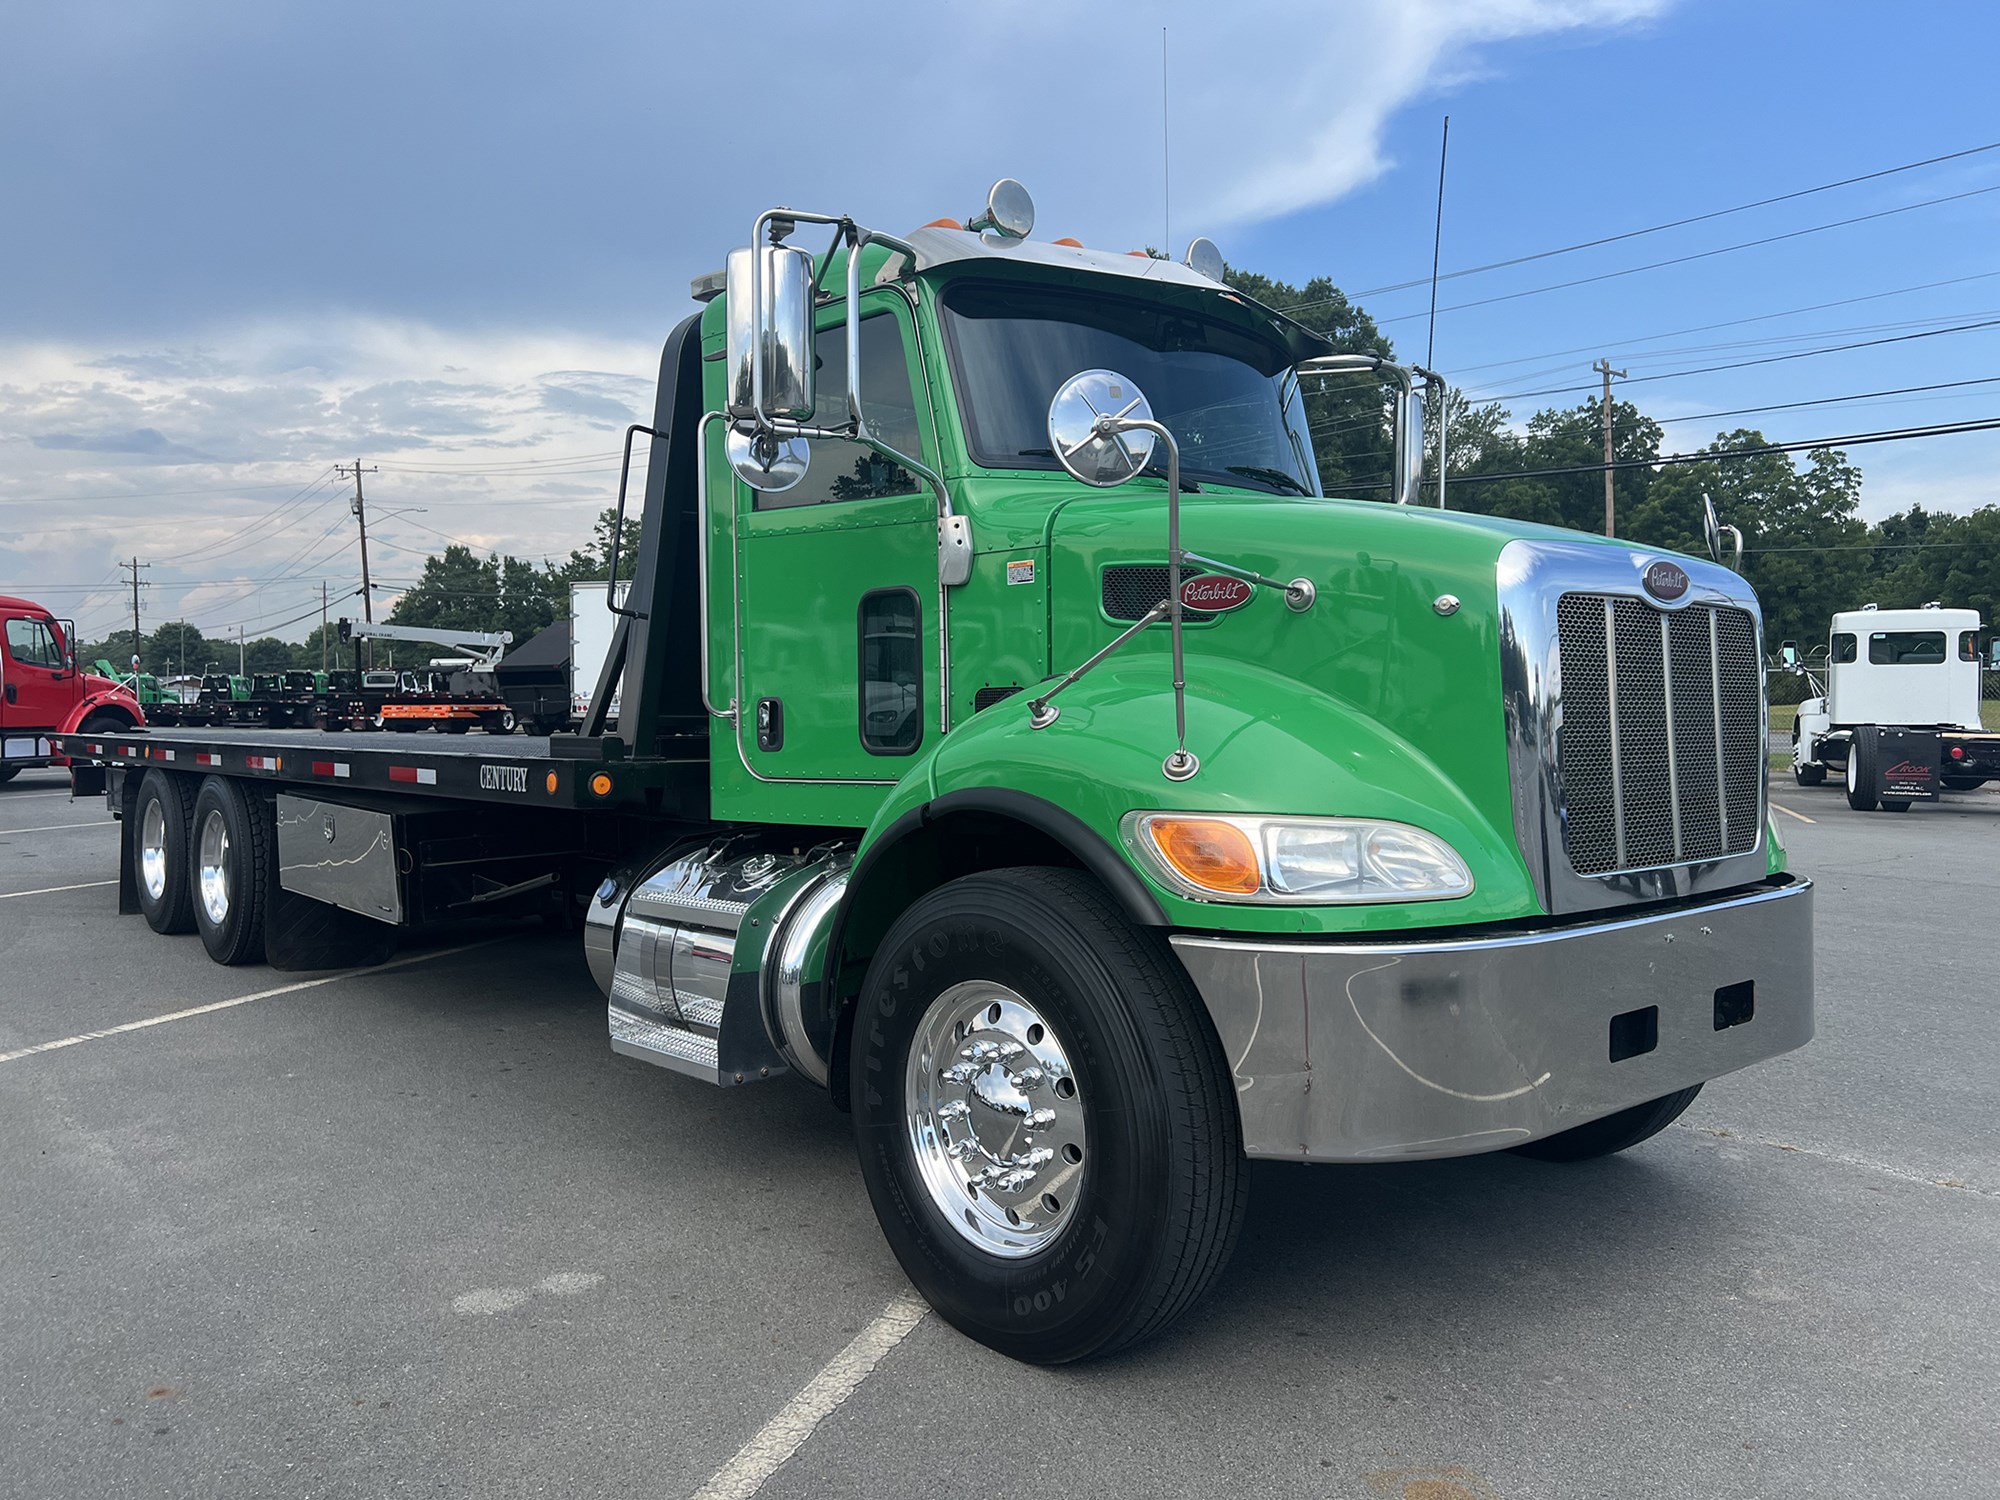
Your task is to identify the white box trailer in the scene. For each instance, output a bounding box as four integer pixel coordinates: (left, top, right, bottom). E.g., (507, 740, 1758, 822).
(1788, 604, 2000, 811)
(569, 580, 628, 724)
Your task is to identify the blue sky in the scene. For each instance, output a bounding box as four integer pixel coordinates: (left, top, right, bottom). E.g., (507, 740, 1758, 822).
(3, 0, 1997, 643)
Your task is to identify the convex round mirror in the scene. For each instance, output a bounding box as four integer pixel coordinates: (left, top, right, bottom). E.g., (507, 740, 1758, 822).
(1047, 369, 1156, 487)
(1702, 491, 1722, 563)
(968, 178, 1035, 241)
(727, 425, 810, 494)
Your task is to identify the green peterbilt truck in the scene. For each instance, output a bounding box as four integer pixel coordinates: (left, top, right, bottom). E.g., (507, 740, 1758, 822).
(68, 182, 1813, 1364)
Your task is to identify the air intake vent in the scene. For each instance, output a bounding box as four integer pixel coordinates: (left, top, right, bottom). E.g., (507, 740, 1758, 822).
(1101, 564, 1215, 623)
(973, 685, 1022, 711)
(1556, 594, 1762, 875)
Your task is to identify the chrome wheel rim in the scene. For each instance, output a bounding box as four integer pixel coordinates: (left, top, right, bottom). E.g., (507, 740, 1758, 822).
(905, 980, 1087, 1259)
(197, 810, 231, 926)
(1846, 751, 1858, 793)
(139, 799, 169, 902)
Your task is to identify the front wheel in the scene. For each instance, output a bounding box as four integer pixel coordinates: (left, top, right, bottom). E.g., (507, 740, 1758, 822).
(850, 867, 1246, 1365)
(1511, 1085, 1702, 1162)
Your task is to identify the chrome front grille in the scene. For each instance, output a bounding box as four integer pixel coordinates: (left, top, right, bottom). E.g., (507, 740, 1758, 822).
(1556, 593, 1762, 875)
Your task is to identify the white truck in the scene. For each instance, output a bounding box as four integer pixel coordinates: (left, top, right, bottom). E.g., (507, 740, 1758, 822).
(1788, 603, 1999, 811)
(569, 580, 627, 725)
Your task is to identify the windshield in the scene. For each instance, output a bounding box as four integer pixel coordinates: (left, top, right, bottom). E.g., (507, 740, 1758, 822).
(939, 281, 1322, 497)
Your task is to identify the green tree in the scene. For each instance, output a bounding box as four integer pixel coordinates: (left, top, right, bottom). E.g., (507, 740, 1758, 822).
(1222, 269, 1396, 497)
(543, 507, 642, 594)
(141, 620, 208, 677)
(1636, 433, 1868, 649)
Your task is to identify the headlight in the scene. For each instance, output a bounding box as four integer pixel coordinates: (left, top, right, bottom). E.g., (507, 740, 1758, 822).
(1123, 812, 1474, 904)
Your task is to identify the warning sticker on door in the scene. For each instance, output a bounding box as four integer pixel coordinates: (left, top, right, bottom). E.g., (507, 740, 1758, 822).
(1006, 559, 1036, 586)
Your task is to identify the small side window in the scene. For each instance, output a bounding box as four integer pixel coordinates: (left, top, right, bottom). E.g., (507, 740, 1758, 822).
(1831, 633, 1857, 664)
(858, 588, 922, 755)
(1959, 631, 1979, 662)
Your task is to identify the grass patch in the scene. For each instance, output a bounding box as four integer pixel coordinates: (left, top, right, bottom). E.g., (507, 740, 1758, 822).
(1771, 702, 2000, 733)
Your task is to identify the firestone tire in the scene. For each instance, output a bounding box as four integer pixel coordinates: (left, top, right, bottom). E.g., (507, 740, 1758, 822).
(133, 770, 197, 935)
(1510, 1085, 1703, 1162)
(189, 776, 272, 966)
(850, 867, 1247, 1365)
(1845, 728, 1881, 811)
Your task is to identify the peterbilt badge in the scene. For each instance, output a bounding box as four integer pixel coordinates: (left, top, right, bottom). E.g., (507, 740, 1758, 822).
(1179, 574, 1254, 612)
(1642, 559, 1690, 603)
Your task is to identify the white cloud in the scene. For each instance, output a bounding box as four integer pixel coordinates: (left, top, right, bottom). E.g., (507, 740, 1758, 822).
(0, 0, 1674, 639)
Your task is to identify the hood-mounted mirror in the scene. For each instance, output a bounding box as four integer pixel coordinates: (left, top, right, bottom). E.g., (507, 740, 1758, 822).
(1048, 369, 1157, 486)
(1702, 492, 1722, 563)
(1183, 237, 1225, 282)
(727, 426, 810, 493)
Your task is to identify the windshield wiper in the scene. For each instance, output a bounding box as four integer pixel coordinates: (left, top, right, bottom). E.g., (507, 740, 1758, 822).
(1225, 465, 1312, 496)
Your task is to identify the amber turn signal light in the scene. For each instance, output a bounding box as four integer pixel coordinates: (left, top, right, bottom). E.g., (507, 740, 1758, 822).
(589, 772, 613, 797)
(1143, 817, 1261, 896)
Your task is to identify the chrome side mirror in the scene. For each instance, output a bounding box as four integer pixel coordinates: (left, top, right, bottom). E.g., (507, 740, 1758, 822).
(1702, 492, 1721, 563)
(1781, 641, 1799, 670)
(1047, 369, 1157, 486)
(725, 241, 816, 425)
(1399, 381, 1426, 505)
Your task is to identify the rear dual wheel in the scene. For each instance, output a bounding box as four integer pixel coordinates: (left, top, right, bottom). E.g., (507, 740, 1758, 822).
(851, 868, 1246, 1365)
(190, 776, 272, 965)
(133, 770, 196, 934)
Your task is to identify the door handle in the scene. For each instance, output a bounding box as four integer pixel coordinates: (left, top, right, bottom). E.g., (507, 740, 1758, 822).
(4, 684, 14, 703)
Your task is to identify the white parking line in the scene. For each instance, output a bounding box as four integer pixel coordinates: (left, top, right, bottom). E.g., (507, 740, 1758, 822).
(0, 821, 117, 835)
(690, 1292, 928, 1500)
(1770, 801, 1817, 824)
(0, 938, 498, 1065)
(0, 879, 116, 902)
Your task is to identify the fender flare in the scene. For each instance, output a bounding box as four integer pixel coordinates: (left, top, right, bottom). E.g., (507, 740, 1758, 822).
(821, 787, 1169, 1107)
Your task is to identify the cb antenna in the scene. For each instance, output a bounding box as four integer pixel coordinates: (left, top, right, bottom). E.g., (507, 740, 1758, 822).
(1161, 27, 1171, 254)
(1425, 114, 1450, 370)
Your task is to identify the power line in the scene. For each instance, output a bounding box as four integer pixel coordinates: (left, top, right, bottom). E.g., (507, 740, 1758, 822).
(1446, 269, 2000, 379)
(1476, 317, 2000, 406)
(1349, 139, 2000, 299)
(1368, 182, 2000, 327)
(1648, 376, 2000, 427)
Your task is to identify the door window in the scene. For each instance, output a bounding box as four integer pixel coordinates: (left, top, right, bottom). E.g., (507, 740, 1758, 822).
(1830, 633, 1857, 664)
(755, 310, 927, 511)
(858, 588, 922, 754)
(5, 618, 62, 669)
(1959, 631, 1979, 662)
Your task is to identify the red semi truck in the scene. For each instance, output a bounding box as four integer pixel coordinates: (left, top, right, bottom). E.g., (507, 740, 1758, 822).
(0, 595, 144, 781)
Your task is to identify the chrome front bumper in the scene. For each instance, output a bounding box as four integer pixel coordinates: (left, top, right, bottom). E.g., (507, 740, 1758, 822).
(1169, 878, 1813, 1163)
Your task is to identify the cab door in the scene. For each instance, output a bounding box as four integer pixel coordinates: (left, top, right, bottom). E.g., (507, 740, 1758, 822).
(2, 613, 72, 730)
(730, 294, 941, 787)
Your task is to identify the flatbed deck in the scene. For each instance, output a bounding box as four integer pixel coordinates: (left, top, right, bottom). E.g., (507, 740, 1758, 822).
(56, 724, 706, 814)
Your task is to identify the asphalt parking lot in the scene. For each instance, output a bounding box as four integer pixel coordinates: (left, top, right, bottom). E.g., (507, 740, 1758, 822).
(3, 766, 1996, 1500)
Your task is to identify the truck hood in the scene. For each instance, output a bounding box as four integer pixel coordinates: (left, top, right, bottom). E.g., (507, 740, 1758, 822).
(1042, 492, 1651, 857)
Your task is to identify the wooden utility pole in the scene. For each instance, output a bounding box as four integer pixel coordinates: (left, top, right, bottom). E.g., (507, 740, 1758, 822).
(321, 582, 329, 671)
(1592, 360, 1624, 540)
(335, 461, 379, 664)
(120, 556, 150, 672)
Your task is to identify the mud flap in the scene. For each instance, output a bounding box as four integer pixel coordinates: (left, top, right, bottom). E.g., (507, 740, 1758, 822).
(1876, 728, 1942, 803)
